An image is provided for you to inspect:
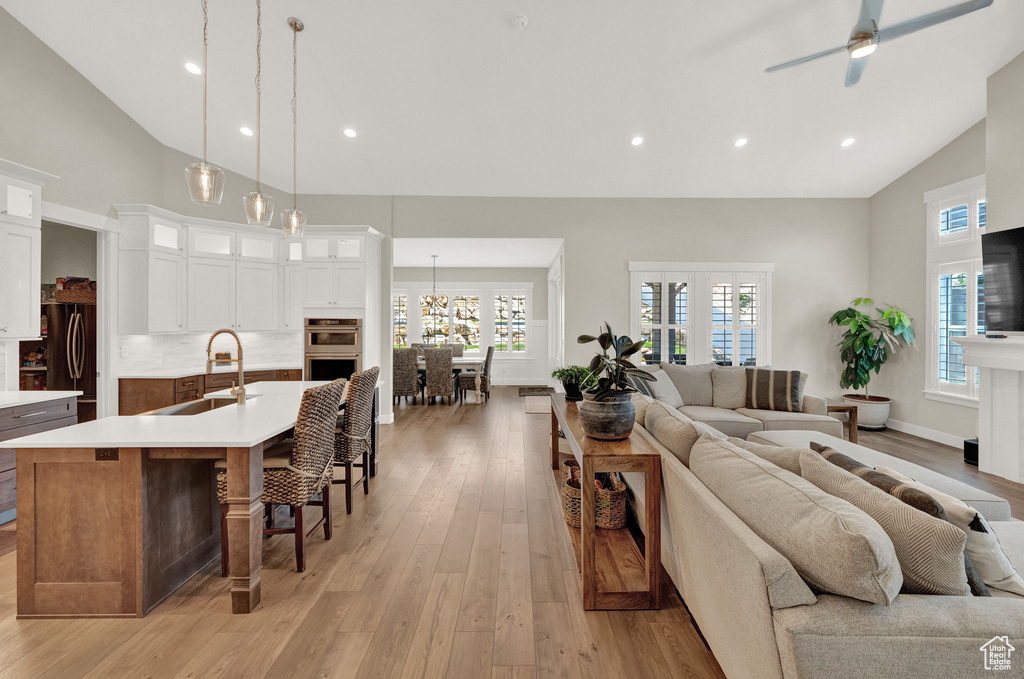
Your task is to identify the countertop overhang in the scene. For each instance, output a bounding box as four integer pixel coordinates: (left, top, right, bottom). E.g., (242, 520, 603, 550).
(118, 363, 301, 380)
(0, 391, 83, 410)
(0, 381, 326, 449)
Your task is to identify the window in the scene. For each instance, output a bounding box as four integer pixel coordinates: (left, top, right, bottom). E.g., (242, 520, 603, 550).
(925, 176, 985, 405)
(393, 294, 408, 347)
(630, 264, 771, 367)
(393, 283, 531, 356)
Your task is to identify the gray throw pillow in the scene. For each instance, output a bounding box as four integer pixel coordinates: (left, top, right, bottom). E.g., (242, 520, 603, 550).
(711, 365, 747, 410)
(661, 363, 714, 407)
(644, 401, 722, 466)
(727, 437, 805, 475)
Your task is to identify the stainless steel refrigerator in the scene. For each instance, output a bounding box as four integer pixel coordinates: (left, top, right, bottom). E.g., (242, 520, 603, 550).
(46, 303, 97, 422)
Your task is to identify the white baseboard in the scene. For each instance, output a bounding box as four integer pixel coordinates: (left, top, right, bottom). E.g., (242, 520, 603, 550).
(379, 412, 394, 425)
(885, 418, 966, 449)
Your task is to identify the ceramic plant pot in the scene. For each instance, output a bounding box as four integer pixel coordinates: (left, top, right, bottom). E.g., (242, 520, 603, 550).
(843, 394, 891, 430)
(562, 381, 584, 402)
(578, 391, 635, 440)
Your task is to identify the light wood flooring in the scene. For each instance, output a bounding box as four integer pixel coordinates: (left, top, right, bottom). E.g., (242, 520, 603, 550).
(0, 386, 724, 679)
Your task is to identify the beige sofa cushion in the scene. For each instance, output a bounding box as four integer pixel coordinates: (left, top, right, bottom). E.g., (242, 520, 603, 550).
(801, 451, 970, 596)
(644, 401, 723, 466)
(661, 362, 714, 406)
(631, 393, 654, 428)
(735, 408, 843, 437)
(649, 370, 684, 407)
(679, 405, 763, 438)
(690, 435, 902, 605)
(728, 437, 806, 476)
(711, 365, 747, 409)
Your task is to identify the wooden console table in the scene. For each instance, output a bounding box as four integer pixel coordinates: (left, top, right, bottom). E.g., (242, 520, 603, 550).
(550, 394, 661, 610)
(827, 404, 859, 443)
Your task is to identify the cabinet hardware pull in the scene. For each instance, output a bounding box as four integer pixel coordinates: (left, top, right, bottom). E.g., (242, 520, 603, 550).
(14, 411, 47, 419)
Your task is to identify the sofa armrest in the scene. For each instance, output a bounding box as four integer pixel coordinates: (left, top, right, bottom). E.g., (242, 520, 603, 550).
(773, 593, 1024, 678)
(802, 393, 828, 416)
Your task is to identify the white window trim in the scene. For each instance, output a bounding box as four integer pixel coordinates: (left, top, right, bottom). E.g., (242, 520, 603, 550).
(393, 281, 533, 358)
(629, 263, 773, 367)
(924, 175, 985, 406)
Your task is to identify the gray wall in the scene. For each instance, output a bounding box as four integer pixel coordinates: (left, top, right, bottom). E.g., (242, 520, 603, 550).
(867, 121, 987, 439)
(393, 267, 549, 319)
(987, 51, 1024, 234)
(40, 221, 97, 284)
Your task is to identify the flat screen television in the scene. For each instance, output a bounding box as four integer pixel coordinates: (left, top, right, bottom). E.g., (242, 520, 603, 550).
(982, 225, 1024, 332)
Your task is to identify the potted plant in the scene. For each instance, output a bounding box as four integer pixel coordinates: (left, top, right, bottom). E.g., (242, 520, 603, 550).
(828, 298, 915, 430)
(576, 323, 655, 440)
(551, 365, 597, 402)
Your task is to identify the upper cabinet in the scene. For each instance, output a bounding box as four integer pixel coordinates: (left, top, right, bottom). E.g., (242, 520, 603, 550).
(187, 226, 235, 260)
(0, 160, 56, 340)
(301, 235, 363, 261)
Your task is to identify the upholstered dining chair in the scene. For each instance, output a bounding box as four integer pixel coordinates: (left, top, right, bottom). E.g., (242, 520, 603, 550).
(393, 348, 421, 404)
(333, 366, 380, 513)
(217, 378, 345, 574)
(459, 345, 494, 402)
(446, 343, 465, 357)
(424, 347, 455, 405)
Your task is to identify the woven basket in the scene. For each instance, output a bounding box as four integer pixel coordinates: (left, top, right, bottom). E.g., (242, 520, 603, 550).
(56, 289, 96, 304)
(561, 458, 579, 484)
(561, 470, 628, 530)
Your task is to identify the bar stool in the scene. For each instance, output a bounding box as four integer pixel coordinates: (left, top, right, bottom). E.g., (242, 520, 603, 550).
(334, 367, 380, 513)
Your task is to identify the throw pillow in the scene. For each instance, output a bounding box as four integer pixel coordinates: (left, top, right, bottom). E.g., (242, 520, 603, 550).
(810, 443, 989, 596)
(690, 435, 902, 605)
(660, 362, 714, 407)
(877, 465, 1024, 597)
(631, 393, 654, 428)
(627, 371, 656, 398)
(644, 401, 723, 466)
(745, 368, 803, 412)
(649, 370, 684, 408)
(728, 437, 805, 475)
(801, 451, 970, 596)
(711, 365, 748, 410)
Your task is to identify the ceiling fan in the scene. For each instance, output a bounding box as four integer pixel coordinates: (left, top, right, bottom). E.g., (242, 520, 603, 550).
(765, 0, 994, 87)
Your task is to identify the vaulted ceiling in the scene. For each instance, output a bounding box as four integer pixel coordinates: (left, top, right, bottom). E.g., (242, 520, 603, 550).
(4, 0, 1023, 197)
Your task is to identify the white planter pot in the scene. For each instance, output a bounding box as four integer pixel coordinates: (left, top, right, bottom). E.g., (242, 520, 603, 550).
(843, 394, 891, 430)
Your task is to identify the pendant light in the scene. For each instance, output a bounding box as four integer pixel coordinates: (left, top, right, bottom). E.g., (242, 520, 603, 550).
(243, 0, 274, 225)
(185, 0, 225, 205)
(281, 17, 306, 236)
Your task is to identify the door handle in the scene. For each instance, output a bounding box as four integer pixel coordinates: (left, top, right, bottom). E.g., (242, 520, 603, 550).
(66, 314, 74, 380)
(75, 313, 85, 380)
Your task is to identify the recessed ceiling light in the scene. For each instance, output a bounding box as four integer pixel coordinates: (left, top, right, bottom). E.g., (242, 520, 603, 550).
(240, 127, 254, 137)
(184, 62, 202, 75)
(630, 136, 644, 146)
(841, 137, 856, 147)
(343, 128, 357, 138)
(734, 138, 748, 147)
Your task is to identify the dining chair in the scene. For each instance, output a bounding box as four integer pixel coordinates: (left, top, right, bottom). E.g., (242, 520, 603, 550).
(216, 378, 345, 573)
(459, 345, 494, 402)
(446, 343, 465, 357)
(424, 347, 455, 405)
(333, 366, 380, 513)
(393, 348, 422, 405)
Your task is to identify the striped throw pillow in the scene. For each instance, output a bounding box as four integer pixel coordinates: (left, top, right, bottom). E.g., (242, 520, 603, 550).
(745, 368, 802, 412)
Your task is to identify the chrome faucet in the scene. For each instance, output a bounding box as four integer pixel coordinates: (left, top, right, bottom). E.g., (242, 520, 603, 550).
(206, 328, 246, 404)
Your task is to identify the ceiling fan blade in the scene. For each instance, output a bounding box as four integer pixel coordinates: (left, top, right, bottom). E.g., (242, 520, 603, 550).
(765, 44, 849, 73)
(845, 57, 869, 87)
(877, 0, 993, 42)
(853, 0, 885, 35)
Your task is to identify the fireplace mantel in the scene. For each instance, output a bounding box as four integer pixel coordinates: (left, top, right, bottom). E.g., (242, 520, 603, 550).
(954, 335, 1024, 482)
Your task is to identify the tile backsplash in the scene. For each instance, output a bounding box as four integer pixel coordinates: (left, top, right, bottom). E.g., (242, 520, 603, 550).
(117, 331, 303, 375)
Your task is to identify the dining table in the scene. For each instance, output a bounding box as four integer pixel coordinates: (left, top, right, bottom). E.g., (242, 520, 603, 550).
(416, 356, 486, 403)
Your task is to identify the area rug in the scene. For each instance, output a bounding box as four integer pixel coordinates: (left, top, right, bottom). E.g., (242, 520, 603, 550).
(519, 386, 555, 397)
(524, 396, 550, 414)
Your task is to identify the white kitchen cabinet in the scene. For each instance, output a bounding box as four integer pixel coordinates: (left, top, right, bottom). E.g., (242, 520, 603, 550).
(283, 266, 305, 330)
(302, 263, 335, 307)
(148, 252, 185, 332)
(0, 222, 41, 339)
(187, 226, 235, 259)
(187, 257, 236, 331)
(301, 235, 363, 262)
(236, 262, 279, 331)
(237, 233, 280, 263)
(335, 262, 367, 307)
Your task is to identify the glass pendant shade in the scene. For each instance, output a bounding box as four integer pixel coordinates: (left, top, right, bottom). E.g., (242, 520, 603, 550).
(281, 208, 306, 236)
(243, 191, 274, 226)
(185, 162, 225, 206)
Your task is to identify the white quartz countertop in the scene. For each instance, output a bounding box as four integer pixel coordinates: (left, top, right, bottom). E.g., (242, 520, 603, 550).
(0, 391, 83, 410)
(118, 363, 302, 379)
(0, 381, 325, 449)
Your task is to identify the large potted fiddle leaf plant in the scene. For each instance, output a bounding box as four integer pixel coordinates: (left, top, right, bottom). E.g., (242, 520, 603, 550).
(828, 298, 915, 430)
(576, 322, 655, 440)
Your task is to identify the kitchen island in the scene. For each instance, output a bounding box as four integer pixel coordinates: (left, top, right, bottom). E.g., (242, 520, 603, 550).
(0, 380, 326, 618)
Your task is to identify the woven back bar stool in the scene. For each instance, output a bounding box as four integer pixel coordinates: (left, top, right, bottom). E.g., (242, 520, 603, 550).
(217, 379, 346, 573)
(333, 366, 380, 513)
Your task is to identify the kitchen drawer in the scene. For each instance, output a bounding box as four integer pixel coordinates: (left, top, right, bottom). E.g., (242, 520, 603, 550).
(0, 449, 13, 473)
(0, 470, 14, 514)
(175, 389, 200, 404)
(205, 373, 238, 390)
(0, 397, 77, 432)
(276, 369, 302, 381)
(245, 371, 273, 384)
(174, 375, 204, 393)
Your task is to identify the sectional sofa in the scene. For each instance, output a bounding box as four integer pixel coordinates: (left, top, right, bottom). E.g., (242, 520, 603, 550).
(621, 396, 1024, 679)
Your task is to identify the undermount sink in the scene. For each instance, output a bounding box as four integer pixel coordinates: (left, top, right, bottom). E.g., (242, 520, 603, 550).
(141, 397, 237, 416)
